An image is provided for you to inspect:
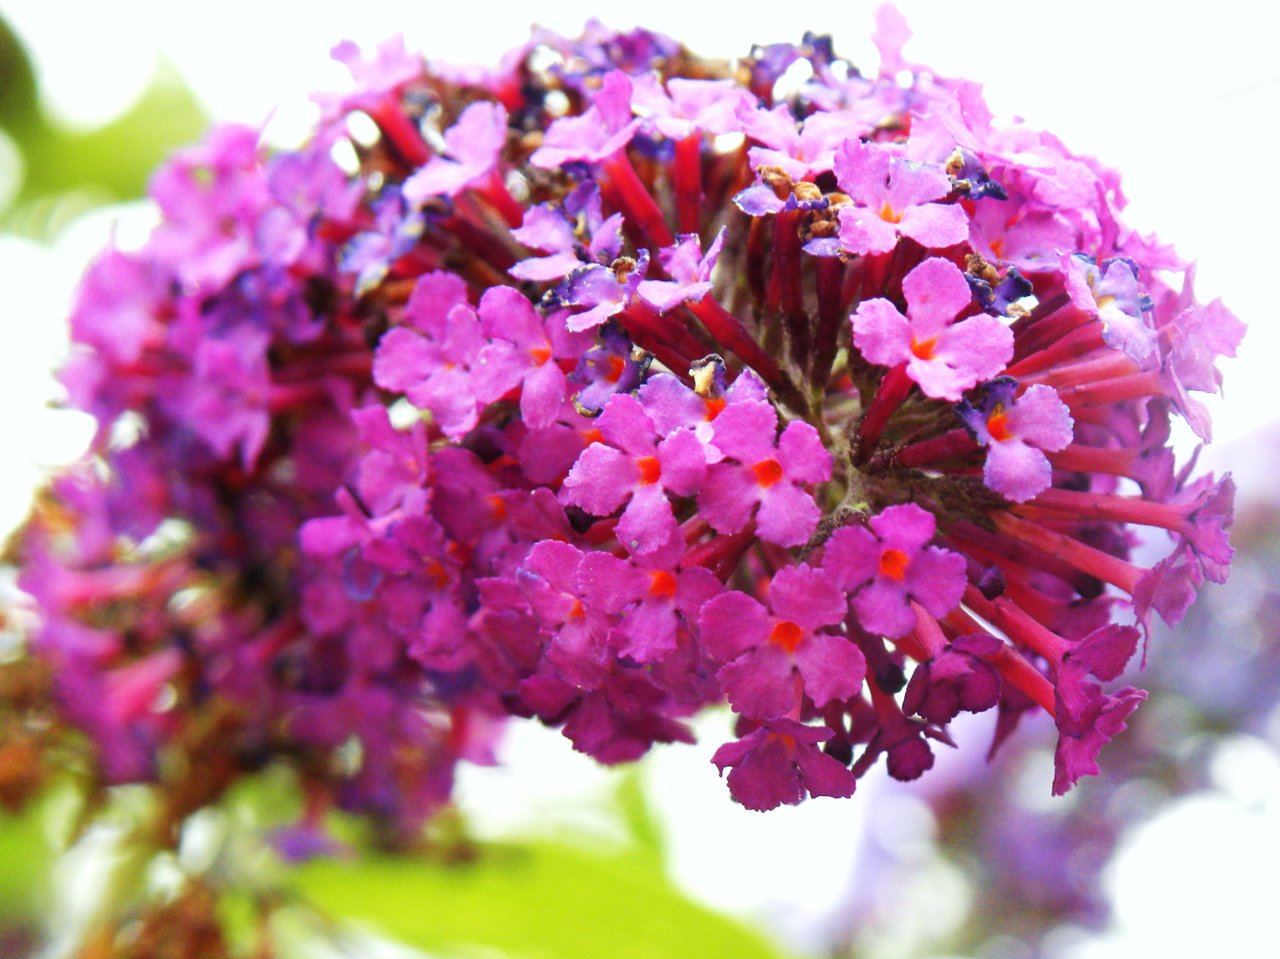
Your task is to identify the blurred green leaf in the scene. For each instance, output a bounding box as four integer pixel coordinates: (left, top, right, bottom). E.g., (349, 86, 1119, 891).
(13, 58, 206, 204)
(292, 839, 795, 959)
(0, 13, 207, 239)
(0, 17, 38, 128)
(0, 800, 52, 919)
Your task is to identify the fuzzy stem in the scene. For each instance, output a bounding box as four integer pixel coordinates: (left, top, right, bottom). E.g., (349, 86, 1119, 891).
(991, 511, 1142, 593)
(812, 256, 846, 387)
(769, 210, 809, 365)
(1046, 443, 1137, 477)
(601, 152, 675, 249)
(367, 100, 430, 167)
(1016, 487, 1190, 535)
(963, 586, 1071, 664)
(685, 296, 805, 411)
(855, 363, 913, 463)
(1056, 370, 1164, 408)
(673, 134, 703, 235)
(891, 428, 979, 469)
(1005, 321, 1106, 378)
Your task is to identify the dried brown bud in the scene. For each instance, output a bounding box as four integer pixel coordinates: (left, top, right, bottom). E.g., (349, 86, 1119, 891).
(759, 165, 794, 200)
(792, 181, 823, 203)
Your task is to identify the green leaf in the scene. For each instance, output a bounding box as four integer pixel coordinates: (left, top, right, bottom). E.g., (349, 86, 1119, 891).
(292, 839, 795, 959)
(0, 12, 207, 239)
(0, 17, 38, 129)
(0, 800, 53, 919)
(13, 57, 207, 207)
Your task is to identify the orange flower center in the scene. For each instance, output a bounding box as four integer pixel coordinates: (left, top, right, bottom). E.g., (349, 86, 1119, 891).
(703, 395, 727, 421)
(986, 406, 1014, 443)
(910, 335, 938, 361)
(637, 456, 662, 485)
(751, 458, 784, 487)
(529, 346, 552, 366)
(878, 202, 903, 224)
(486, 493, 508, 522)
(424, 561, 450, 590)
(605, 354, 626, 383)
(768, 620, 804, 654)
(647, 569, 678, 600)
(878, 548, 910, 581)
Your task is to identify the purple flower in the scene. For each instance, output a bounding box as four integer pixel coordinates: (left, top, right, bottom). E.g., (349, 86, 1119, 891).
(711, 719, 857, 811)
(636, 228, 725, 313)
(509, 184, 624, 283)
(852, 257, 1013, 400)
(956, 377, 1074, 502)
(738, 102, 867, 181)
(403, 101, 508, 203)
(570, 324, 649, 415)
(822, 504, 966, 638)
(698, 400, 832, 547)
(558, 250, 650, 333)
(560, 393, 706, 554)
(318, 36, 421, 119)
(631, 75, 753, 139)
(530, 70, 641, 168)
(1063, 254, 1157, 364)
(832, 139, 970, 255)
(698, 564, 865, 719)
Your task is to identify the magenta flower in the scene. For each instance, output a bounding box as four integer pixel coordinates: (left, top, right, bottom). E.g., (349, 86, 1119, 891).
(12, 12, 1242, 837)
(711, 719, 857, 811)
(698, 400, 832, 547)
(738, 102, 866, 181)
(902, 635, 1002, 726)
(560, 392, 706, 554)
(822, 504, 966, 638)
(530, 70, 641, 168)
(631, 75, 753, 139)
(509, 184, 623, 283)
(832, 139, 969, 255)
(580, 534, 722, 662)
(372, 271, 484, 438)
(1050, 625, 1146, 795)
(852, 256, 1013, 400)
(471, 290, 593, 430)
(403, 101, 508, 203)
(698, 564, 865, 719)
(956, 377, 1075, 502)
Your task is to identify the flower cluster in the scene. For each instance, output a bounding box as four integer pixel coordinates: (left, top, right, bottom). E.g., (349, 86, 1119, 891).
(10, 8, 1240, 825)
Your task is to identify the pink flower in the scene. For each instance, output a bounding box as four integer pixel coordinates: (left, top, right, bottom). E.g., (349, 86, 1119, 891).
(822, 504, 966, 638)
(833, 139, 969, 255)
(698, 400, 832, 547)
(956, 377, 1074, 502)
(852, 257, 1013, 400)
(698, 564, 865, 719)
(403, 101, 508, 203)
(711, 719, 857, 811)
